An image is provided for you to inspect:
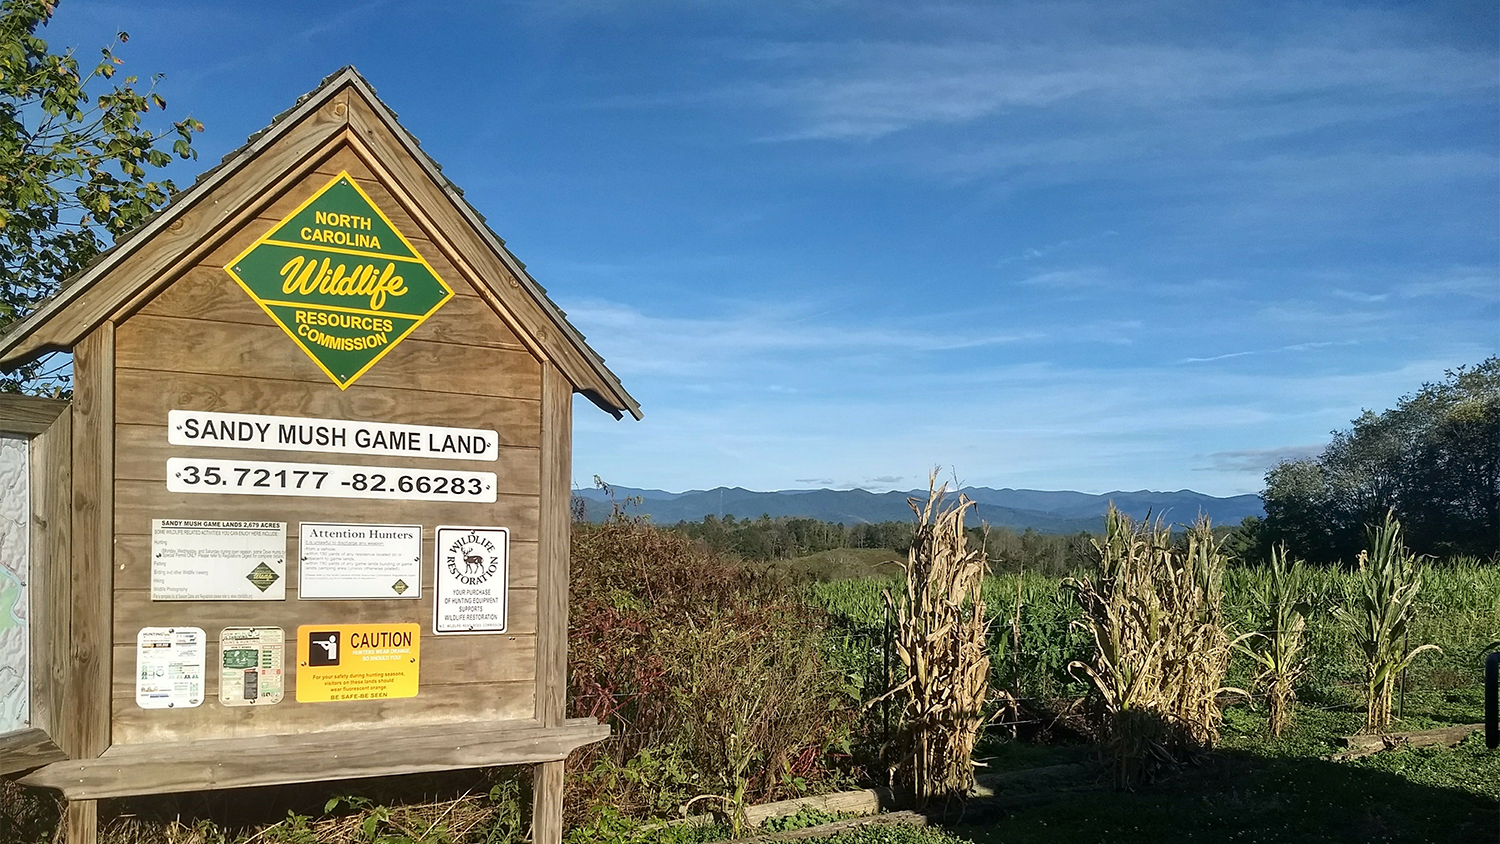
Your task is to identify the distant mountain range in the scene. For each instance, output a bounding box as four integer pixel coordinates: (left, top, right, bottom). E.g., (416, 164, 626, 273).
(574, 485, 1264, 534)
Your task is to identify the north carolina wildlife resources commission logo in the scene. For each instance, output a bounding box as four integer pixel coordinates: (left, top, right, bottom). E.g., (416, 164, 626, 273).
(225, 172, 454, 389)
(444, 531, 502, 586)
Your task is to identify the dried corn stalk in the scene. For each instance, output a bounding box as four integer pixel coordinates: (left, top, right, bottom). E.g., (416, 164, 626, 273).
(1064, 506, 1237, 788)
(879, 472, 991, 804)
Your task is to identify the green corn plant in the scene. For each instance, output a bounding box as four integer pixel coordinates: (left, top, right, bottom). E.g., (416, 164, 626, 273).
(1234, 544, 1311, 737)
(1333, 510, 1442, 733)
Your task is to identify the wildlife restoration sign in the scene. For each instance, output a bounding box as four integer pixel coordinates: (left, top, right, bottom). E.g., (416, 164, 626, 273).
(296, 623, 420, 702)
(225, 172, 454, 389)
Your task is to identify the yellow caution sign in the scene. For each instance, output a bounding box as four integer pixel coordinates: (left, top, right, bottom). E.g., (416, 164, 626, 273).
(295, 623, 419, 702)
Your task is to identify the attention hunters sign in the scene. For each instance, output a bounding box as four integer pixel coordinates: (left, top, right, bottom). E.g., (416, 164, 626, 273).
(226, 173, 454, 389)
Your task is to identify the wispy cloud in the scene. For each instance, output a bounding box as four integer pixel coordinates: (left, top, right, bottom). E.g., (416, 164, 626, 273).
(1201, 446, 1325, 473)
(1176, 340, 1359, 365)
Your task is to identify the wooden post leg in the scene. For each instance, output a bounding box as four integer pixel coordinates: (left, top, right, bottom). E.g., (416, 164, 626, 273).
(64, 799, 98, 844)
(532, 759, 565, 844)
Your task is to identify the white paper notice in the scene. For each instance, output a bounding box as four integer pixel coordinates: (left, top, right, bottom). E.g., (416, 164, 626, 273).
(135, 627, 206, 709)
(219, 627, 285, 706)
(434, 526, 509, 634)
(151, 520, 287, 601)
(299, 523, 423, 599)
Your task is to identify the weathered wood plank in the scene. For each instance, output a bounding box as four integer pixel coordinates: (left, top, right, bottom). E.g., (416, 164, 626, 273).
(0, 728, 67, 776)
(114, 369, 542, 448)
(26, 411, 60, 737)
(64, 801, 97, 844)
(532, 759, 565, 844)
(112, 586, 538, 641)
(111, 532, 541, 592)
(24, 719, 608, 799)
(535, 365, 571, 727)
(38, 409, 71, 747)
(107, 680, 538, 746)
(0, 394, 67, 435)
(139, 264, 529, 352)
(112, 479, 540, 540)
(67, 326, 113, 761)
(116, 314, 543, 400)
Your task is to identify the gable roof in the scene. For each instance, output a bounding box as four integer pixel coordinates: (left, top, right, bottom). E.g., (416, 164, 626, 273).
(0, 67, 640, 420)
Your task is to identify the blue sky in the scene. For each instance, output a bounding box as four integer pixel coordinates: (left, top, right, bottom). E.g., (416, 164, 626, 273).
(46, 1, 1499, 496)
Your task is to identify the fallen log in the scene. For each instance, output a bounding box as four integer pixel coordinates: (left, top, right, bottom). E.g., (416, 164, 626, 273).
(1329, 723, 1481, 761)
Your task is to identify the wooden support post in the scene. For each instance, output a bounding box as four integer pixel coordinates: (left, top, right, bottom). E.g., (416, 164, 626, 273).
(533, 364, 572, 844)
(532, 759, 566, 844)
(65, 325, 114, 844)
(64, 800, 97, 844)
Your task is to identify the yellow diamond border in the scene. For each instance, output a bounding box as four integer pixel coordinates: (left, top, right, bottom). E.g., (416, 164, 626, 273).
(223, 171, 455, 390)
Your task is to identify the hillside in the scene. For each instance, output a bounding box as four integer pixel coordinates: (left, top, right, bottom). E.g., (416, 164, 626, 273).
(574, 485, 1263, 533)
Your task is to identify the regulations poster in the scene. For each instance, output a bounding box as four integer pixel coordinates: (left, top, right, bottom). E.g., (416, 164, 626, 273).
(434, 526, 509, 634)
(135, 627, 206, 709)
(299, 523, 422, 599)
(219, 627, 285, 706)
(296, 623, 420, 702)
(151, 520, 286, 601)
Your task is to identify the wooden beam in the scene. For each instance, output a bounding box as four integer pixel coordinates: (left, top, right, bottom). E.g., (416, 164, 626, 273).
(20, 719, 610, 799)
(64, 801, 96, 844)
(0, 728, 67, 776)
(535, 365, 571, 728)
(65, 326, 112, 761)
(531, 759, 565, 844)
(0, 394, 67, 436)
(26, 407, 71, 742)
(39, 409, 71, 741)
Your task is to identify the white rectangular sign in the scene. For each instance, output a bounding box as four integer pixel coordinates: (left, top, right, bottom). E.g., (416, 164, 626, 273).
(299, 523, 422, 599)
(434, 526, 509, 634)
(136, 626, 206, 709)
(167, 457, 498, 503)
(168, 410, 499, 461)
(219, 627, 284, 707)
(151, 520, 287, 601)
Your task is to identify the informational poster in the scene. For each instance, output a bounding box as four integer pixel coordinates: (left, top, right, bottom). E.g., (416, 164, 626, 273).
(135, 627, 206, 709)
(168, 410, 499, 461)
(298, 523, 422, 599)
(167, 457, 497, 503)
(219, 627, 285, 707)
(296, 623, 420, 702)
(434, 526, 509, 634)
(151, 520, 286, 601)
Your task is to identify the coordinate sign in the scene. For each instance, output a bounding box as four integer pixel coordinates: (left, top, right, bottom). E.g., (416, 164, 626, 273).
(166, 457, 498, 503)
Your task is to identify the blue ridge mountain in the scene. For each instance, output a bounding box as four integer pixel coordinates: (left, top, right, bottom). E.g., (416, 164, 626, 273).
(573, 485, 1263, 534)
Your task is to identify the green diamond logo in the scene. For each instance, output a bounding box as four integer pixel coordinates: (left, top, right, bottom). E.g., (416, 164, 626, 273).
(225, 172, 454, 389)
(391, 579, 409, 595)
(246, 562, 280, 593)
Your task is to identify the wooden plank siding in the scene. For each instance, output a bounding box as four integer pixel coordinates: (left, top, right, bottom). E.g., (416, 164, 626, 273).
(106, 138, 548, 747)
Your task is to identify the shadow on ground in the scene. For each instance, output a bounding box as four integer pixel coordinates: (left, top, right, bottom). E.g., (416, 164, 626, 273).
(952, 739, 1497, 844)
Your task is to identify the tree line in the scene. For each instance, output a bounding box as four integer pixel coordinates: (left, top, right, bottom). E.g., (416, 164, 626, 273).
(667, 513, 1096, 577)
(1244, 358, 1498, 565)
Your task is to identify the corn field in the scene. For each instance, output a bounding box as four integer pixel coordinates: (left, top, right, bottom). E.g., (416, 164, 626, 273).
(810, 554, 1500, 739)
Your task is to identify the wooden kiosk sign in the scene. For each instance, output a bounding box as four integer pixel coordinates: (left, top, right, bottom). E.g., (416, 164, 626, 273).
(0, 68, 639, 842)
